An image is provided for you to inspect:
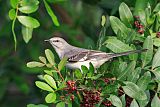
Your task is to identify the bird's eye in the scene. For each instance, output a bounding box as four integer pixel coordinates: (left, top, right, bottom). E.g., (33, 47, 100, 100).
(53, 40, 59, 42)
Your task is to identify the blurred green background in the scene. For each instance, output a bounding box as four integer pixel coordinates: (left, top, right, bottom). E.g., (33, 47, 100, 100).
(0, 0, 157, 107)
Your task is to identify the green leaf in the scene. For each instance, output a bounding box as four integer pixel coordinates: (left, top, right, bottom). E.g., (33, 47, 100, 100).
(10, 0, 19, 8)
(138, 90, 150, 107)
(127, 67, 141, 83)
(81, 65, 88, 74)
(101, 15, 106, 26)
(88, 62, 94, 76)
(130, 99, 139, 107)
(35, 81, 54, 92)
(119, 2, 134, 28)
(20, 0, 39, 6)
(118, 61, 136, 80)
(58, 57, 67, 71)
(141, 36, 153, 68)
(9, 9, 16, 20)
(151, 94, 160, 107)
(17, 16, 40, 28)
(56, 102, 65, 107)
(153, 38, 160, 47)
(45, 92, 56, 103)
(134, 0, 148, 15)
(44, 74, 57, 89)
(75, 69, 82, 79)
(39, 56, 47, 64)
(122, 81, 147, 100)
(153, 3, 160, 13)
(107, 94, 122, 107)
(153, 68, 160, 82)
(137, 72, 151, 91)
(45, 49, 55, 65)
(27, 61, 45, 68)
(27, 104, 48, 107)
(104, 37, 132, 53)
(120, 94, 126, 107)
(125, 30, 137, 44)
(43, 0, 60, 26)
(109, 16, 129, 38)
(152, 47, 160, 69)
(19, 5, 38, 14)
(22, 26, 33, 43)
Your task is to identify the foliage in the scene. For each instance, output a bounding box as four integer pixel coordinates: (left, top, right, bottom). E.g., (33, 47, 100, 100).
(1, 0, 160, 107)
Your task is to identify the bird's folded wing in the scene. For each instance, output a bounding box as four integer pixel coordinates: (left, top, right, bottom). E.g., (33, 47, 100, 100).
(65, 50, 108, 62)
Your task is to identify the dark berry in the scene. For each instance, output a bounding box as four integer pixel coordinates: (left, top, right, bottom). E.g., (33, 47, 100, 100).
(156, 32, 160, 38)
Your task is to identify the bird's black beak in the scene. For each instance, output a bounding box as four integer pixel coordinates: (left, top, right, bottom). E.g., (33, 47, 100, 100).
(44, 39, 50, 42)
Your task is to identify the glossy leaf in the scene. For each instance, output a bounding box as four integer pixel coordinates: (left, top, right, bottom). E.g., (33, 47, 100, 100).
(27, 104, 48, 107)
(127, 67, 141, 83)
(153, 38, 160, 47)
(45, 93, 56, 103)
(122, 81, 147, 100)
(45, 49, 55, 65)
(119, 2, 134, 28)
(9, 9, 16, 20)
(107, 94, 122, 107)
(130, 99, 139, 107)
(101, 15, 106, 26)
(19, 5, 38, 14)
(152, 47, 160, 69)
(75, 69, 82, 79)
(58, 57, 67, 71)
(137, 72, 151, 91)
(10, 0, 19, 8)
(43, 0, 60, 26)
(109, 16, 129, 38)
(118, 61, 136, 80)
(151, 94, 160, 107)
(152, 68, 160, 82)
(153, 3, 160, 13)
(44, 74, 57, 89)
(39, 56, 47, 64)
(27, 61, 45, 68)
(35, 81, 54, 92)
(81, 65, 88, 74)
(56, 102, 65, 107)
(104, 37, 132, 53)
(22, 26, 33, 43)
(141, 36, 153, 68)
(134, 0, 148, 15)
(20, 0, 39, 6)
(17, 16, 40, 28)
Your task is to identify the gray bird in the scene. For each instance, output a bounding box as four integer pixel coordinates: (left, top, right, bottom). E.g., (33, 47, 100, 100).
(45, 37, 147, 69)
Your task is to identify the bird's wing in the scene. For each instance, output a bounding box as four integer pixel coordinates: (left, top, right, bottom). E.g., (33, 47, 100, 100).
(65, 50, 108, 62)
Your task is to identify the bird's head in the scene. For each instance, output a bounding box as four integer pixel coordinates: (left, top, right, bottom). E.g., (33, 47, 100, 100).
(45, 37, 70, 50)
(45, 37, 70, 58)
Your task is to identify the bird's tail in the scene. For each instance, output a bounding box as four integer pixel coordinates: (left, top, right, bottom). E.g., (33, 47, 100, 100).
(108, 49, 148, 58)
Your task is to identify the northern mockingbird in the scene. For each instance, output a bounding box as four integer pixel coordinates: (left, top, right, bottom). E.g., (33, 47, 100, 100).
(45, 37, 147, 69)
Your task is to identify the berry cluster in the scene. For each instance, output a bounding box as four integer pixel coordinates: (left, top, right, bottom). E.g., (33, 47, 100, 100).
(66, 80, 77, 101)
(81, 90, 100, 107)
(134, 16, 144, 34)
(118, 87, 124, 97)
(102, 100, 112, 106)
(104, 78, 110, 84)
(66, 80, 77, 92)
(125, 95, 133, 107)
(156, 32, 160, 38)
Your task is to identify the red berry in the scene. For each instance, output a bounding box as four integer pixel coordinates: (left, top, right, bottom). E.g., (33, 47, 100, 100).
(138, 29, 144, 34)
(156, 32, 160, 38)
(70, 95, 74, 101)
